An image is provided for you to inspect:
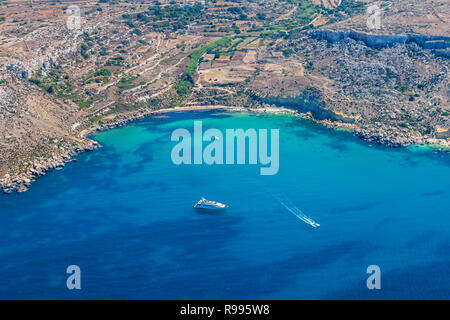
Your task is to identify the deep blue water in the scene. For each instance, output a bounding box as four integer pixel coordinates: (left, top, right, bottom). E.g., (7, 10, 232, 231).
(0, 111, 449, 299)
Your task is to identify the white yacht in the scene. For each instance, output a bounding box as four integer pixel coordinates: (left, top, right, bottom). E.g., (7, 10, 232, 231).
(194, 198, 228, 211)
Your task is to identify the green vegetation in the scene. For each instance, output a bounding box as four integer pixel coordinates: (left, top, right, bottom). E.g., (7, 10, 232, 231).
(122, 3, 204, 33)
(29, 67, 92, 109)
(75, 99, 91, 108)
(94, 68, 112, 77)
(84, 68, 112, 84)
(173, 37, 232, 106)
(108, 101, 136, 113)
(282, 48, 294, 57)
(328, 0, 365, 17)
(80, 41, 91, 60)
(116, 76, 140, 93)
(272, 0, 364, 32)
(185, 37, 231, 77)
(295, 0, 317, 24)
(398, 84, 409, 93)
(99, 47, 108, 56)
(105, 56, 125, 66)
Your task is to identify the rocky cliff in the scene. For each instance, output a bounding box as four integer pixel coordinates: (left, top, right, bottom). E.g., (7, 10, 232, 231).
(262, 88, 356, 123)
(308, 29, 450, 57)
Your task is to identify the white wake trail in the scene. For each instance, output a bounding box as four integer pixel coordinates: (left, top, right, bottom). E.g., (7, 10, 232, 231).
(273, 193, 320, 228)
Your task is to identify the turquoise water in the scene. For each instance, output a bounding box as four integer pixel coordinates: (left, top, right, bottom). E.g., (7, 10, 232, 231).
(0, 111, 449, 299)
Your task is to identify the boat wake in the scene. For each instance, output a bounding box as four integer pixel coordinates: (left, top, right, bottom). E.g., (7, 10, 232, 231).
(273, 193, 320, 228)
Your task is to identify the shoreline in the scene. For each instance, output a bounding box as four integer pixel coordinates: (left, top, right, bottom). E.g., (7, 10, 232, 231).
(1, 104, 448, 194)
(0, 105, 245, 194)
(79, 105, 248, 138)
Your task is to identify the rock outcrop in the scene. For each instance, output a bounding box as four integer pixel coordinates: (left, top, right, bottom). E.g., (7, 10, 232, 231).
(0, 140, 100, 194)
(263, 92, 356, 123)
(434, 126, 450, 139)
(309, 30, 450, 56)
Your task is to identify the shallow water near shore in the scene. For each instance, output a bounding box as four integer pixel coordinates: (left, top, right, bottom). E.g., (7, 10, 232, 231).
(0, 111, 449, 299)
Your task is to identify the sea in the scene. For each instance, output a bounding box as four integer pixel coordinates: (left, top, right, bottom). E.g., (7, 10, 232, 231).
(0, 110, 449, 299)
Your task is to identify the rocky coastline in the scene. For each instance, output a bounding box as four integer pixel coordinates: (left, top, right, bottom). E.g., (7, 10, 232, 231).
(0, 105, 239, 194)
(0, 140, 100, 194)
(1, 104, 448, 194)
(296, 110, 449, 149)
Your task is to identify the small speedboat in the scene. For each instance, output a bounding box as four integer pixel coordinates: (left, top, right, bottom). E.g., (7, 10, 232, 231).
(300, 216, 320, 228)
(194, 197, 228, 212)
